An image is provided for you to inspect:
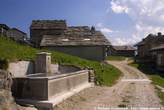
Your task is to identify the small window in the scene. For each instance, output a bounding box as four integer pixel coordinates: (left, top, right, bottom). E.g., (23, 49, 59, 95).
(83, 38, 91, 41)
(62, 39, 69, 41)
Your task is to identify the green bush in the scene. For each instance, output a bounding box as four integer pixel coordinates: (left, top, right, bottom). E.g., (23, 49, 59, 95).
(158, 91, 164, 106)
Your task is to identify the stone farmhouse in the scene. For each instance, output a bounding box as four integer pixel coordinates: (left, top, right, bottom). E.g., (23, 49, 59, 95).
(135, 32, 164, 71)
(108, 45, 136, 57)
(0, 24, 10, 36)
(6, 28, 27, 42)
(150, 45, 164, 71)
(0, 23, 28, 43)
(30, 20, 111, 61)
(135, 32, 164, 63)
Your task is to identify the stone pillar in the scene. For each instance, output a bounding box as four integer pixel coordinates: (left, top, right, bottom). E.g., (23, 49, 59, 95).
(88, 69, 95, 83)
(35, 52, 51, 74)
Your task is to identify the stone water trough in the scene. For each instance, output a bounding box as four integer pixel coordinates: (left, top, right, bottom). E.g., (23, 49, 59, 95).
(9, 52, 94, 110)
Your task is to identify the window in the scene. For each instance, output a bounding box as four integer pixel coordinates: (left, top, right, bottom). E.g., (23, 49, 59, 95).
(83, 38, 91, 41)
(62, 39, 69, 41)
(157, 54, 164, 65)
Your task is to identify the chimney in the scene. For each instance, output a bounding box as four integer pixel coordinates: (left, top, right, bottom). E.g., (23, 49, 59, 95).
(35, 52, 51, 74)
(158, 32, 162, 37)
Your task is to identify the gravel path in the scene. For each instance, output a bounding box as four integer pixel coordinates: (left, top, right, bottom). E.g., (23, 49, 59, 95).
(54, 61, 162, 110)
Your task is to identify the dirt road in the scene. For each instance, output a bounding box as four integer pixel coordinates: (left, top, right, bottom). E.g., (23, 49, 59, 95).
(54, 61, 162, 110)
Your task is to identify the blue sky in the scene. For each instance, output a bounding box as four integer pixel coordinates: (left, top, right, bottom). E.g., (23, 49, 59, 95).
(1, 0, 164, 45)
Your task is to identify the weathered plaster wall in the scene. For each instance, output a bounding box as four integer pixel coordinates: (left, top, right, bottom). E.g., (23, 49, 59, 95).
(43, 46, 106, 61)
(8, 61, 34, 77)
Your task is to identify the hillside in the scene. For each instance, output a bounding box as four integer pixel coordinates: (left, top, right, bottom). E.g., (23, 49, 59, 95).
(0, 36, 121, 86)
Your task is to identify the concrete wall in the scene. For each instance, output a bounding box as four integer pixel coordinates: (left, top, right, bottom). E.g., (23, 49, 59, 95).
(48, 70, 89, 99)
(12, 78, 48, 100)
(12, 70, 89, 100)
(59, 65, 81, 74)
(8, 61, 81, 77)
(8, 61, 34, 77)
(35, 52, 52, 73)
(43, 46, 106, 61)
(51, 64, 59, 74)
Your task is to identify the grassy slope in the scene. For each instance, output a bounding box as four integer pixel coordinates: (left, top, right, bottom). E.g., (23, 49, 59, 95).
(0, 36, 121, 86)
(129, 62, 164, 105)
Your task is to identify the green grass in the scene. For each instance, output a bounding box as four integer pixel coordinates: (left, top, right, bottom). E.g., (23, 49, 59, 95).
(0, 36, 121, 86)
(158, 91, 164, 106)
(129, 62, 164, 105)
(107, 55, 133, 61)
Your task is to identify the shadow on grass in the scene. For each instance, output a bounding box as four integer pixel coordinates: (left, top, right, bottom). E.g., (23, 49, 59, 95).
(130, 62, 164, 78)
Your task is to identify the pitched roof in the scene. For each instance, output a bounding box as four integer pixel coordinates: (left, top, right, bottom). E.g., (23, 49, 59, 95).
(135, 41, 145, 46)
(0, 24, 10, 30)
(135, 33, 164, 47)
(40, 26, 111, 46)
(112, 46, 136, 51)
(9, 28, 27, 35)
(30, 20, 67, 30)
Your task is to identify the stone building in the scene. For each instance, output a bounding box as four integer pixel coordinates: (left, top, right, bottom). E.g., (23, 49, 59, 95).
(0, 24, 10, 36)
(135, 32, 164, 63)
(6, 28, 27, 42)
(30, 20, 67, 47)
(30, 20, 111, 61)
(108, 45, 136, 57)
(150, 44, 164, 71)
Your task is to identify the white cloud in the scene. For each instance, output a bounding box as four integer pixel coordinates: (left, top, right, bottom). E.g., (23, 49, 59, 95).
(109, 36, 138, 46)
(100, 28, 113, 33)
(109, 0, 164, 45)
(111, 1, 129, 14)
(96, 23, 114, 34)
(96, 22, 116, 33)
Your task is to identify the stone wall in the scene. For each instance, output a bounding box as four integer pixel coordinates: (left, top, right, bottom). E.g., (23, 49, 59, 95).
(43, 46, 106, 61)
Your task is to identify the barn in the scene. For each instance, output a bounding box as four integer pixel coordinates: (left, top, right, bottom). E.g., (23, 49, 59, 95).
(30, 20, 111, 61)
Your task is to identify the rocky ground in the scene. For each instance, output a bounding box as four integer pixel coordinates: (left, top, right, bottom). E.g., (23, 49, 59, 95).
(0, 70, 37, 110)
(54, 60, 162, 110)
